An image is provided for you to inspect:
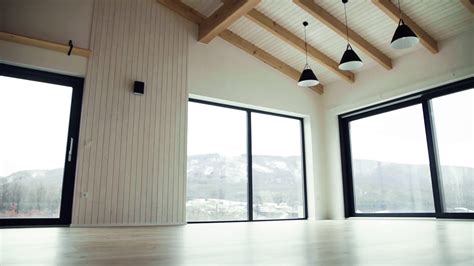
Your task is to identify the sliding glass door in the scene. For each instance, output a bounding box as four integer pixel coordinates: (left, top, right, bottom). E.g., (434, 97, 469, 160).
(0, 64, 83, 226)
(339, 78, 473, 219)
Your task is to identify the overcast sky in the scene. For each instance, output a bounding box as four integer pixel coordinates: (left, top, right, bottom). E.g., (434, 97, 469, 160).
(0, 76, 72, 177)
(0, 76, 472, 177)
(189, 90, 472, 168)
(350, 89, 473, 167)
(187, 102, 302, 157)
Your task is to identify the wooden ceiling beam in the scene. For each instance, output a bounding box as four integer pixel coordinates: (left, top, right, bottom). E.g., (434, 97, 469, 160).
(245, 9, 354, 83)
(372, 0, 438, 54)
(156, 0, 323, 94)
(293, 0, 393, 70)
(198, 0, 260, 43)
(460, 0, 474, 13)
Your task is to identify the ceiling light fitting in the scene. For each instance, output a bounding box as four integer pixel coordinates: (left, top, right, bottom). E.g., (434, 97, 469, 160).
(390, 0, 419, 49)
(338, 0, 363, 71)
(298, 21, 319, 87)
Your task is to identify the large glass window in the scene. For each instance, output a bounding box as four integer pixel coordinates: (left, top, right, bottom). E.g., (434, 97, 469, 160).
(186, 102, 248, 222)
(0, 76, 72, 219)
(339, 78, 473, 219)
(349, 105, 435, 213)
(252, 113, 305, 219)
(186, 100, 307, 222)
(431, 89, 474, 213)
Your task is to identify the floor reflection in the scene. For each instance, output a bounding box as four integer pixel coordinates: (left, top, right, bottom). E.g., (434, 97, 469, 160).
(0, 220, 473, 265)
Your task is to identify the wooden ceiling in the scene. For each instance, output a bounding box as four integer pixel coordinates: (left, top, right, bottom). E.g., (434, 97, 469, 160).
(158, 0, 474, 94)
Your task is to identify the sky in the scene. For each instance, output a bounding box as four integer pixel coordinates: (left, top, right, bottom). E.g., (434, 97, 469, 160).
(350, 89, 473, 167)
(0, 75, 471, 177)
(187, 102, 302, 157)
(0, 76, 72, 177)
(189, 90, 473, 167)
(431, 89, 474, 167)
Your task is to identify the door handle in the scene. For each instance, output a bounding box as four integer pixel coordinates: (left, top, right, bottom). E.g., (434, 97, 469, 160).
(68, 137, 74, 162)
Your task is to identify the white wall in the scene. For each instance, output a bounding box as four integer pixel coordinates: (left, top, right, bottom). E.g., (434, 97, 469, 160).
(188, 35, 328, 219)
(0, 0, 91, 76)
(1, 0, 93, 49)
(323, 29, 474, 219)
(0, 41, 88, 76)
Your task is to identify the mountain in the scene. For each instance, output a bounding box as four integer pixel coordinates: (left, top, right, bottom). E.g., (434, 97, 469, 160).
(0, 169, 64, 186)
(1, 155, 471, 219)
(186, 153, 306, 220)
(187, 154, 303, 203)
(352, 159, 474, 213)
(186, 154, 474, 219)
(0, 168, 63, 218)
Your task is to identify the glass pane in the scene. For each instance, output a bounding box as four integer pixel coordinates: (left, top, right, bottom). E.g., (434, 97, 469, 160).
(431, 89, 474, 213)
(349, 105, 435, 213)
(251, 113, 305, 220)
(186, 102, 248, 221)
(0, 76, 72, 218)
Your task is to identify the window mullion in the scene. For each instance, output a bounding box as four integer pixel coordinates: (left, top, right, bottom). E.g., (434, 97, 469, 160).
(247, 111, 253, 221)
(421, 99, 444, 215)
(300, 119, 309, 219)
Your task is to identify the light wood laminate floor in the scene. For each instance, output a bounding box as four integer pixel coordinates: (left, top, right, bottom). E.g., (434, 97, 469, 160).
(0, 219, 473, 265)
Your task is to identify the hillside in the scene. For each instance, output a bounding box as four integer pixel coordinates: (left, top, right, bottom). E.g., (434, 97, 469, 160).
(0, 168, 63, 218)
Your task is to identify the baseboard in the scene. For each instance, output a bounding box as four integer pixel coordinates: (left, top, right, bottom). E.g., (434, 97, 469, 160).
(70, 222, 187, 227)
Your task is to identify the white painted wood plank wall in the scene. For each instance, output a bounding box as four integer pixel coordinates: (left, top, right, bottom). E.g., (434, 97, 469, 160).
(72, 0, 191, 225)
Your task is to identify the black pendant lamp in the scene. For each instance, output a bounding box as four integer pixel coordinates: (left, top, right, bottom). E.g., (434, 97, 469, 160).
(339, 0, 362, 71)
(298, 21, 319, 87)
(390, 0, 419, 49)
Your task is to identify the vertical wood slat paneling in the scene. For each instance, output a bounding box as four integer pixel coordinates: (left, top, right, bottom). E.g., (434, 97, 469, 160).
(115, 0, 132, 223)
(72, 0, 190, 225)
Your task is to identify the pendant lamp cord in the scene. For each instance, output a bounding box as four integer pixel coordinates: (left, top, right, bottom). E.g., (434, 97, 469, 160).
(343, 2, 349, 45)
(397, 0, 403, 20)
(304, 24, 308, 67)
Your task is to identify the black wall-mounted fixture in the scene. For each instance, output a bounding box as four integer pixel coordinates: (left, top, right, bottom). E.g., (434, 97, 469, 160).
(68, 40, 73, 56)
(133, 81, 145, 95)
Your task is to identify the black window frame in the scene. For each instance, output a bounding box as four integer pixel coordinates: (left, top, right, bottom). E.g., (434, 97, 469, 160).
(187, 98, 308, 223)
(0, 63, 84, 227)
(339, 77, 474, 219)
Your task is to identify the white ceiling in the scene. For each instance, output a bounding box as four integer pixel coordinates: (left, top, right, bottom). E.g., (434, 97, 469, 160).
(183, 0, 474, 85)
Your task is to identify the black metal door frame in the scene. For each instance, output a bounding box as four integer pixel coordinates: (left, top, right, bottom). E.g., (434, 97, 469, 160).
(0, 63, 84, 227)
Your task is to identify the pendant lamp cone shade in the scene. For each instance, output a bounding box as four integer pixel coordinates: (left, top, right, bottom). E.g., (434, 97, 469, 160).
(339, 44, 363, 71)
(391, 19, 419, 49)
(298, 66, 319, 87)
(338, 0, 362, 71)
(298, 21, 319, 87)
